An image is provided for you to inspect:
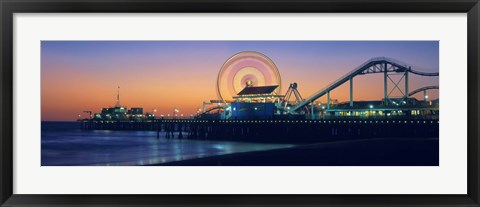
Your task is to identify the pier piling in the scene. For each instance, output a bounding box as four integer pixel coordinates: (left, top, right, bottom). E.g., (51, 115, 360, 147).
(80, 118, 439, 143)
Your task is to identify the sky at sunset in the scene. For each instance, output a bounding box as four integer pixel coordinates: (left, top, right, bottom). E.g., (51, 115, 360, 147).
(41, 41, 439, 121)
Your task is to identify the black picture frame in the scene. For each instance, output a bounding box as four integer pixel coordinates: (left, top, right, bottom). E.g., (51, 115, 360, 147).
(1, 0, 479, 206)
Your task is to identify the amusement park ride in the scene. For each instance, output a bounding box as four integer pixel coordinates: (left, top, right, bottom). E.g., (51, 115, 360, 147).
(197, 51, 439, 120)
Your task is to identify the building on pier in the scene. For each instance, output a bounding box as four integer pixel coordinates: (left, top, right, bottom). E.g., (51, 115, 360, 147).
(128, 108, 144, 116)
(222, 84, 283, 120)
(314, 98, 439, 119)
(96, 106, 128, 120)
(85, 87, 154, 122)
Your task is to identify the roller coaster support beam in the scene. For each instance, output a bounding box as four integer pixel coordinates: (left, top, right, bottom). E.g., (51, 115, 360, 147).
(327, 91, 330, 109)
(311, 102, 314, 119)
(404, 67, 409, 100)
(424, 90, 427, 103)
(384, 62, 388, 106)
(350, 77, 353, 107)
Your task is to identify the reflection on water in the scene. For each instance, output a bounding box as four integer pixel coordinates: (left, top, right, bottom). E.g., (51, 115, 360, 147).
(41, 122, 294, 166)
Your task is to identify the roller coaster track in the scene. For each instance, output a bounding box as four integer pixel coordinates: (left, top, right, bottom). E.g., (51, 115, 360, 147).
(291, 57, 438, 111)
(196, 106, 223, 117)
(409, 69, 439, 77)
(408, 86, 439, 97)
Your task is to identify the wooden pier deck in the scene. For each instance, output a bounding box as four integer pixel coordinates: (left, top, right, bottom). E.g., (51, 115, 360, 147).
(79, 118, 439, 143)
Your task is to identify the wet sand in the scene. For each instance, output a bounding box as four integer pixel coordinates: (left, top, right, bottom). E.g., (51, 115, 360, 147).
(153, 138, 439, 166)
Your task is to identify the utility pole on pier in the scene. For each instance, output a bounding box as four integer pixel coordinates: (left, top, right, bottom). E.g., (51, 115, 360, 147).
(115, 86, 121, 107)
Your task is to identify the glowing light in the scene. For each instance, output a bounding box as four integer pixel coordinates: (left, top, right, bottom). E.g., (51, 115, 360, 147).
(369, 105, 373, 109)
(217, 52, 281, 101)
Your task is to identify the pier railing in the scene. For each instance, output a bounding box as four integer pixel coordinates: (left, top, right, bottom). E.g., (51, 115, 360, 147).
(79, 118, 439, 143)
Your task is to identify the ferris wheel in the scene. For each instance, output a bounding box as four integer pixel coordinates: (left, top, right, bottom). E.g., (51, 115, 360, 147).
(216, 51, 282, 101)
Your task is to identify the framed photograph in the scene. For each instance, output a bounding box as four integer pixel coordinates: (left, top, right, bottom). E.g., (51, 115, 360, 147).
(1, 0, 479, 206)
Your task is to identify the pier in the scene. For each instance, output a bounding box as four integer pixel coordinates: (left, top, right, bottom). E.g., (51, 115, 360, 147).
(80, 118, 438, 143)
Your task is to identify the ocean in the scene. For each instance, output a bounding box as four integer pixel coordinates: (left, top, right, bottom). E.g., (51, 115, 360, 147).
(41, 122, 294, 166)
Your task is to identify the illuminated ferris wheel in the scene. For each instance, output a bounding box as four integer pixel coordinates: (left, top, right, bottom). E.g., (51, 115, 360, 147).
(216, 51, 282, 101)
